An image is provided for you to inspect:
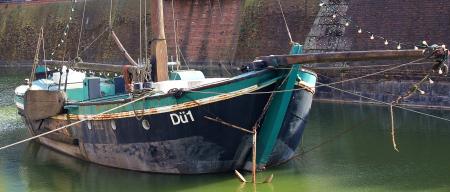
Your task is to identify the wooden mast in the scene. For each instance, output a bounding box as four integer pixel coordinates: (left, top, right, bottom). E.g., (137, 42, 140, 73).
(150, 0, 169, 81)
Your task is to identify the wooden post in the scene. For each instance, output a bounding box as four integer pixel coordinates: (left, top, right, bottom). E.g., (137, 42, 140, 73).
(252, 127, 257, 183)
(150, 0, 169, 81)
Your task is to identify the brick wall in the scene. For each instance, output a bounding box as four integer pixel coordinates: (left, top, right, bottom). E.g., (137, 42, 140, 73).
(0, 0, 320, 71)
(163, 0, 320, 73)
(163, 0, 242, 65)
(347, 0, 450, 51)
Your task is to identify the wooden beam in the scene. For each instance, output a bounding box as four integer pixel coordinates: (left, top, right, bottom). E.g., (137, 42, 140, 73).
(150, 0, 169, 81)
(257, 50, 424, 66)
(43, 60, 138, 73)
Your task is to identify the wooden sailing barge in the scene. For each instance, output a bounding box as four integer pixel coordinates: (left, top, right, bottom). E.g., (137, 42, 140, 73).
(12, 0, 438, 174)
(13, 0, 318, 174)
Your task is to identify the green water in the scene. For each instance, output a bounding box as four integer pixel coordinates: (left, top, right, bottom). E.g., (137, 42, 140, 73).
(1, 71, 450, 192)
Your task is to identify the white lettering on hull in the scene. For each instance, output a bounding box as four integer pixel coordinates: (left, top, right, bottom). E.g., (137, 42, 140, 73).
(170, 110, 195, 125)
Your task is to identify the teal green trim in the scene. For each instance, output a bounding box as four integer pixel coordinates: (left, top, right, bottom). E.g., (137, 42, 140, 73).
(290, 43, 303, 55)
(67, 88, 85, 101)
(100, 82, 116, 97)
(67, 70, 281, 116)
(256, 43, 303, 165)
(298, 70, 317, 86)
(36, 66, 46, 73)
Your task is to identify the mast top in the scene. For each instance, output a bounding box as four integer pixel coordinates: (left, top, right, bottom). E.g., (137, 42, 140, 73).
(150, 0, 169, 82)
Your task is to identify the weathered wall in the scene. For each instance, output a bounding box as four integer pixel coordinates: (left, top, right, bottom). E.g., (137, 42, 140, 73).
(2, 0, 448, 107)
(0, 0, 320, 71)
(0, 0, 145, 65)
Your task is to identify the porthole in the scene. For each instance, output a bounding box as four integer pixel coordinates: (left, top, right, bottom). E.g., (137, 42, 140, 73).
(142, 119, 150, 130)
(111, 120, 117, 130)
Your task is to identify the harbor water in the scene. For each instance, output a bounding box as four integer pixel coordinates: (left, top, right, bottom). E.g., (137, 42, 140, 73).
(1, 70, 450, 192)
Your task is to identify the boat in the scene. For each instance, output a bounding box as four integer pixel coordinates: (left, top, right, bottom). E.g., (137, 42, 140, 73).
(13, 0, 317, 174)
(13, 0, 440, 174)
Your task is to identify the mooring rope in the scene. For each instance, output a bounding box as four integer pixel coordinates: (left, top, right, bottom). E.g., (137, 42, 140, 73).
(321, 82, 450, 152)
(390, 105, 399, 152)
(0, 93, 152, 151)
(275, 82, 450, 165)
(319, 58, 426, 87)
(185, 60, 450, 125)
(321, 83, 450, 123)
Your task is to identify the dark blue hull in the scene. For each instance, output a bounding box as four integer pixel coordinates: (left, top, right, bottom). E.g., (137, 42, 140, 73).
(20, 70, 316, 174)
(24, 86, 271, 173)
(267, 87, 314, 166)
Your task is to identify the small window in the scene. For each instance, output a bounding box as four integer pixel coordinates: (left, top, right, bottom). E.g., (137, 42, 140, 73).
(142, 119, 150, 130)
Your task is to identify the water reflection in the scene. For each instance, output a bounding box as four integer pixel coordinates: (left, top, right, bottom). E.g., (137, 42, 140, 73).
(301, 102, 450, 191)
(13, 102, 450, 192)
(21, 142, 269, 192)
(1, 68, 450, 191)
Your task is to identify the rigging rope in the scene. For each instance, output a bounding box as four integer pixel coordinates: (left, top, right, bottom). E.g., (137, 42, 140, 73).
(171, 0, 180, 69)
(144, 0, 148, 68)
(272, 81, 450, 165)
(139, 0, 142, 62)
(276, 0, 293, 44)
(109, 0, 113, 28)
(76, 0, 87, 58)
(187, 58, 431, 95)
(78, 27, 109, 57)
(185, 58, 450, 124)
(178, 46, 190, 70)
(41, 27, 47, 77)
